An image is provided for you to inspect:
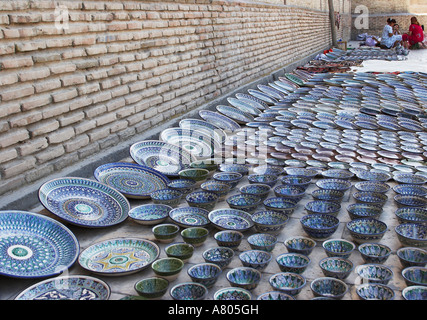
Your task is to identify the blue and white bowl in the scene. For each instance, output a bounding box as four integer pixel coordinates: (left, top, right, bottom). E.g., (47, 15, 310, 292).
(167, 179, 196, 195)
(322, 239, 356, 259)
(213, 230, 244, 249)
(353, 191, 388, 206)
(150, 189, 182, 207)
(257, 291, 295, 300)
(395, 207, 427, 225)
(168, 206, 210, 228)
(356, 264, 394, 285)
(247, 233, 277, 252)
(395, 223, 427, 247)
(226, 267, 262, 291)
(201, 181, 231, 200)
(346, 203, 383, 220)
(305, 200, 341, 216)
(311, 189, 345, 202)
(269, 272, 307, 296)
(355, 181, 390, 194)
(202, 247, 235, 270)
(393, 184, 427, 197)
(187, 263, 222, 289)
(128, 204, 172, 226)
(319, 257, 354, 280)
(213, 287, 252, 300)
(219, 163, 249, 176)
(310, 277, 349, 300)
(186, 191, 219, 211)
(284, 236, 317, 256)
(281, 175, 312, 190)
(402, 286, 427, 300)
(358, 243, 392, 264)
(250, 211, 289, 234)
(275, 253, 310, 274)
(239, 183, 271, 201)
(248, 174, 278, 188)
(226, 194, 262, 214)
(346, 218, 388, 244)
(394, 194, 427, 208)
(213, 172, 243, 189)
(273, 185, 306, 202)
(300, 214, 340, 241)
(396, 247, 427, 268)
(239, 250, 273, 271)
(316, 179, 352, 192)
(263, 197, 297, 215)
(169, 282, 208, 300)
(356, 283, 395, 300)
(401, 267, 427, 286)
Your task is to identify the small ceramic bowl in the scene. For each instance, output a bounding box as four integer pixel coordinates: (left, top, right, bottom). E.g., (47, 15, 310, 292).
(190, 159, 219, 173)
(168, 206, 210, 228)
(212, 172, 243, 189)
(239, 250, 272, 271)
(402, 285, 427, 300)
(401, 267, 427, 286)
(319, 257, 354, 280)
(152, 223, 180, 243)
(181, 227, 209, 247)
(187, 263, 222, 289)
(275, 253, 310, 274)
(354, 181, 390, 194)
(311, 189, 344, 202)
(358, 243, 392, 264)
(395, 207, 427, 225)
(178, 168, 210, 183)
(356, 264, 394, 285)
(393, 184, 427, 197)
(247, 233, 277, 252)
(346, 203, 383, 220)
(300, 214, 340, 241)
(356, 283, 395, 300)
(316, 179, 352, 192)
(346, 218, 388, 244)
(269, 272, 307, 296)
(263, 197, 297, 215)
(150, 188, 182, 207)
(304, 200, 341, 216)
(281, 175, 312, 191)
(284, 167, 318, 178)
(128, 204, 172, 225)
(396, 247, 427, 268)
(165, 242, 195, 263)
(310, 277, 349, 300)
(186, 191, 219, 211)
(250, 210, 289, 234)
(253, 165, 284, 176)
(213, 287, 252, 300)
(226, 267, 262, 290)
(202, 247, 235, 269)
(239, 183, 271, 201)
(395, 223, 427, 247)
(322, 239, 356, 259)
(169, 282, 208, 300)
(201, 180, 231, 200)
(394, 194, 427, 208)
(257, 291, 295, 300)
(219, 163, 249, 176)
(226, 194, 262, 213)
(284, 236, 316, 256)
(167, 179, 196, 195)
(151, 258, 184, 281)
(248, 174, 278, 188)
(273, 184, 306, 202)
(134, 277, 169, 299)
(213, 230, 244, 249)
(353, 191, 388, 206)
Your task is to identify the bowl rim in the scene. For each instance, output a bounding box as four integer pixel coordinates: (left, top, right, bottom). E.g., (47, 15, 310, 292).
(169, 282, 208, 300)
(226, 266, 262, 284)
(318, 256, 354, 272)
(322, 238, 356, 252)
(238, 249, 273, 264)
(276, 252, 311, 266)
(346, 217, 388, 235)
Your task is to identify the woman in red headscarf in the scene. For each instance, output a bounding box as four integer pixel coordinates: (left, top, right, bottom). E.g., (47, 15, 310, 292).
(402, 17, 424, 49)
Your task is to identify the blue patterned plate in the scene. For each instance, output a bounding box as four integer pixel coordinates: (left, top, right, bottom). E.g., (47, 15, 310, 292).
(216, 105, 254, 124)
(208, 209, 254, 232)
(0, 211, 79, 279)
(227, 97, 262, 116)
(130, 140, 196, 177)
(179, 119, 227, 144)
(235, 92, 269, 110)
(199, 110, 241, 133)
(15, 275, 111, 300)
(78, 238, 160, 276)
(94, 162, 170, 199)
(39, 177, 130, 228)
(248, 89, 278, 104)
(169, 206, 210, 228)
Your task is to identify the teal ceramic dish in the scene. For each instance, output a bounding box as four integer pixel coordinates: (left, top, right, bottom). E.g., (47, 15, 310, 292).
(169, 282, 208, 300)
(164, 242, 195, 262)
(181, 227, 209, 247)
(151, 258, 184, 281)
(226, 267, 262, 291)
(134, 277, 169, 300)
(152, 224, 180, 243)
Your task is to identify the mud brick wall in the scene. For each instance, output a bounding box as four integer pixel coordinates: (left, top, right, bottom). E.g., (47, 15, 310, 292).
(0, 0, 334, 199)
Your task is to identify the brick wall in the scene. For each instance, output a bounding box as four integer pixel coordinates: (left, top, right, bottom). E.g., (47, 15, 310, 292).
(0, 0, 334, 199)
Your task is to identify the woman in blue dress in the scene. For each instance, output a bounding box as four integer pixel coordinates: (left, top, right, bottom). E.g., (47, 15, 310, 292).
(380, 18, 403, 49)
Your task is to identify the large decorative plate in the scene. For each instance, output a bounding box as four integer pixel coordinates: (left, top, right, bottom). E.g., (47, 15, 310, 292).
(39, 177, 130, 228)
(208, 209, 254, 232)
(168, 206, 210, 228)
(179, 119, 227, 144)
(94, 162, 170, 199)
(0, 211, 79, 279)
(130, 140, 196, 177)
(235, 93, 269, 110)
(257, 84, 286, 100)
(160, 128, 215, 159)
(248, 89, 278, 104)
(216, 105, 254, 124)
(15, 275, 111, 300)
(227, 97, 262, 116)
(199, 110, 241, 133)
(78, 238, 160, 276)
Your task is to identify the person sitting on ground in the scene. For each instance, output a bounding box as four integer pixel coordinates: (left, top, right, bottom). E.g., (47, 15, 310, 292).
(393, 24, 401, 35)
(402, 17, 425, 49)
(380, 18, 403, 49)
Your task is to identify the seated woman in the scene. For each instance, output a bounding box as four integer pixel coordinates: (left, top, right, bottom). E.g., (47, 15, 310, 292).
(380, 18, 403, 49)
(402, 17, 424, 49)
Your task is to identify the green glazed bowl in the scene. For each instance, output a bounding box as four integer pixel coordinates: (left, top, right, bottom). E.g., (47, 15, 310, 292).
(134, 277, 169, 299)
(181, 227, 209, 247)
(165, 242, 195, 262)
(152, 224, 180, 243)
(151, 258, 184, 281)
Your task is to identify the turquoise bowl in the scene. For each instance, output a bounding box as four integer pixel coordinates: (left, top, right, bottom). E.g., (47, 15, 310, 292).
(248, 174, 278, 188)
(167, 179, 196, 195)
(276, 253, 310, 274)
(300, 214, 340, 241)
(358, 243, 392, 264)
(201, 181, 231, 200)
(152, 224, 180, 243)
(226, 194, 262, 214)
(239, 183, 271, 201)
(305, 200, 341, 216)
(273, 185, 306, 202)
(239, 250, 273, 271)
(346, 203, 383, 220)
(402, 286, 427, 300)
(319, 257, 354, 280)
(247, 233, 278, 252)
(395, 207, 427, 225)
(251, 210, 289, 234)
(401, 266, 427, 286)
(346, 218, 388, 244)
(150, 188, 182, 207)
(356, 264, 394, 285)
(186, 191, 219, 211)
(281, 175, 312, 191)
(214, 287, 252, 300)
(356, 283, 395, 300)
(202, 247, 235, 270)
(213, 172, 243, 189)
(226, 267, 262, 291)
(284, 236, 317, 256)
(213, 230, 244, 249)
(134, 277, 169, 299)
(128, 204, 172, 226)
(263, 197, 297, 215)
(322, 239, 356, 259)
(395, 223, 427, 247)
(310, 277, 349, 300)
(269, 272, 307, 296)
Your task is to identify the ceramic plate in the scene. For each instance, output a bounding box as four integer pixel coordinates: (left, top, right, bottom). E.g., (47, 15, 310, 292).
(78, 238, 160, 276)
(248, 89, 278, 104)
(169, 206, 211, 228)
(39, 177, 130, 228)
(235, 93, 269, 110)
(179, 119, 227, 144)
(208, 209, 254, 232)
(199, 110, 241, 133)
(0, 211, 79, 279)
(15, 275, 111, 300)
(130, 140, 196, 177)
(216, 105, 254, 124)
(227, 97, 262, 116)
(94, 162, 170, 199)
